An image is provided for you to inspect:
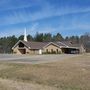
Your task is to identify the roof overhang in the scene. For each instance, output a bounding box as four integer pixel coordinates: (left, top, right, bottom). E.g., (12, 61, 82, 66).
(12, 40, 31, 50)
(61, 46, 79, 49)
(43, 42, 60, 49)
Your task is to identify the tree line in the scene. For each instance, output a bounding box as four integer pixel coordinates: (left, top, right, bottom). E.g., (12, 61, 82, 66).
(0, 32, 90, 53)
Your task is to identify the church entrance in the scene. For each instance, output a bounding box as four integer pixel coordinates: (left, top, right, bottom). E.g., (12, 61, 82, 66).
(19, 49, 26, 54)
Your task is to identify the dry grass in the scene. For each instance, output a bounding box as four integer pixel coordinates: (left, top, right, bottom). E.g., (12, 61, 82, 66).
(0, 54, 90, 90)
(0, 78, 58, 90)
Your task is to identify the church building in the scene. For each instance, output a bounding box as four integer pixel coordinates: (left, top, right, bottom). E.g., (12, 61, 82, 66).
(12, 29, 85, 55)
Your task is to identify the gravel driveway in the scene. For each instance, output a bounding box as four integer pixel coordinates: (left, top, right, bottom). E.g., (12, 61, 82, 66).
(0, 54, 80, 64)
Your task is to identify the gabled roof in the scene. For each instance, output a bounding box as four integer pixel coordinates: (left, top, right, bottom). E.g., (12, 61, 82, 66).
(62, 41, 85, 49)
(61, 41, 73, 47)
(43, 42, 61, 48)
(12, 40, 83, 50)
(12, 40, 19, 49)
(24, 41, 49, 49)
(55, 42, 69, 47)
(12, 40, 49, 49)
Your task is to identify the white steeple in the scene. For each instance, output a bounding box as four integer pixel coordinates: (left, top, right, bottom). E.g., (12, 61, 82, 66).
(24, 28, 27, 42)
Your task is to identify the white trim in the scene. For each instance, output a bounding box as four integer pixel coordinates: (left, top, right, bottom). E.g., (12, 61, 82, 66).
(12, 40, 21, 49)
(39, 49, 42, 54)
(12, 40, 31, 49)
(43, 42, 60, 49)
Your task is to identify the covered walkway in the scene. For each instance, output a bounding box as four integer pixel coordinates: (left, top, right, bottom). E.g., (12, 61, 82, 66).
(61, 48, 79, 54)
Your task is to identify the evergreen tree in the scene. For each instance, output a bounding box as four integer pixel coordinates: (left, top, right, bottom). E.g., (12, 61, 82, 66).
(53, 33, 64, 41)
(43, 33, 52, 42)
(18, 35, 24, 40)
(34, 32, 43, 42)
(27, 34, 33, 41)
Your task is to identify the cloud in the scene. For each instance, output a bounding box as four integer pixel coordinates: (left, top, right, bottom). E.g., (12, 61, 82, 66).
(0, 0, 90, 37)
(0, 28, 23, 37)
(0, 0, 90, 26)
(37, 27, 56, 33)
(2, 9, 90, 26)
(76, 24, 90, 30)
(0, 0, 36, 11)
(30, 23, 39, 31)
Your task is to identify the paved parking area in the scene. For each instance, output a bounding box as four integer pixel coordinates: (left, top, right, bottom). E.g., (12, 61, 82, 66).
(0, 54, 80, 64)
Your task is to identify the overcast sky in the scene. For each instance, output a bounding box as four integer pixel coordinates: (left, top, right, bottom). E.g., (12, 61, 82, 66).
(0, 0, 90, 37)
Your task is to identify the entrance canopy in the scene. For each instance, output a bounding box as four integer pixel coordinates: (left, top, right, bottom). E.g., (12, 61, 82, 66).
(61, 47, 79, 54)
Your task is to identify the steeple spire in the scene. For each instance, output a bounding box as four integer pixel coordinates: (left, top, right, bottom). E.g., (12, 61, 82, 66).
(24, 28, 27, 42)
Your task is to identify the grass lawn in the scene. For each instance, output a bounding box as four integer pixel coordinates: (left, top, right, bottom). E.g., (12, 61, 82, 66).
(0, 54, 90, 90)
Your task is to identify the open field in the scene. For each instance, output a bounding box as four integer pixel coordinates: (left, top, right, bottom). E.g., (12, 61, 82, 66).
(0, 54, 90, 90)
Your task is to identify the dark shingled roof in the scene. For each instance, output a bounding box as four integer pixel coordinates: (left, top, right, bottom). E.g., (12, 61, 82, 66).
(55, 42, 69, 47)
(12, 40, 82, 50)
(22, 41, 49, 49)
(58, 41, 82, 48)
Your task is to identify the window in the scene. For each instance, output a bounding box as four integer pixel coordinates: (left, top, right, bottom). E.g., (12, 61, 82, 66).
(56, 49, 58, 53)
(51, 49, 53, 53)
(46, 49, 48, 52)
(19, 42, 24, 47)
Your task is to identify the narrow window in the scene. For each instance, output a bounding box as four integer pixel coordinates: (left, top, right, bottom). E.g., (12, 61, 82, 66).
(46, 49, 48, 52)
(57, 49, 58, 53)
(51, 49, 53, 53)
